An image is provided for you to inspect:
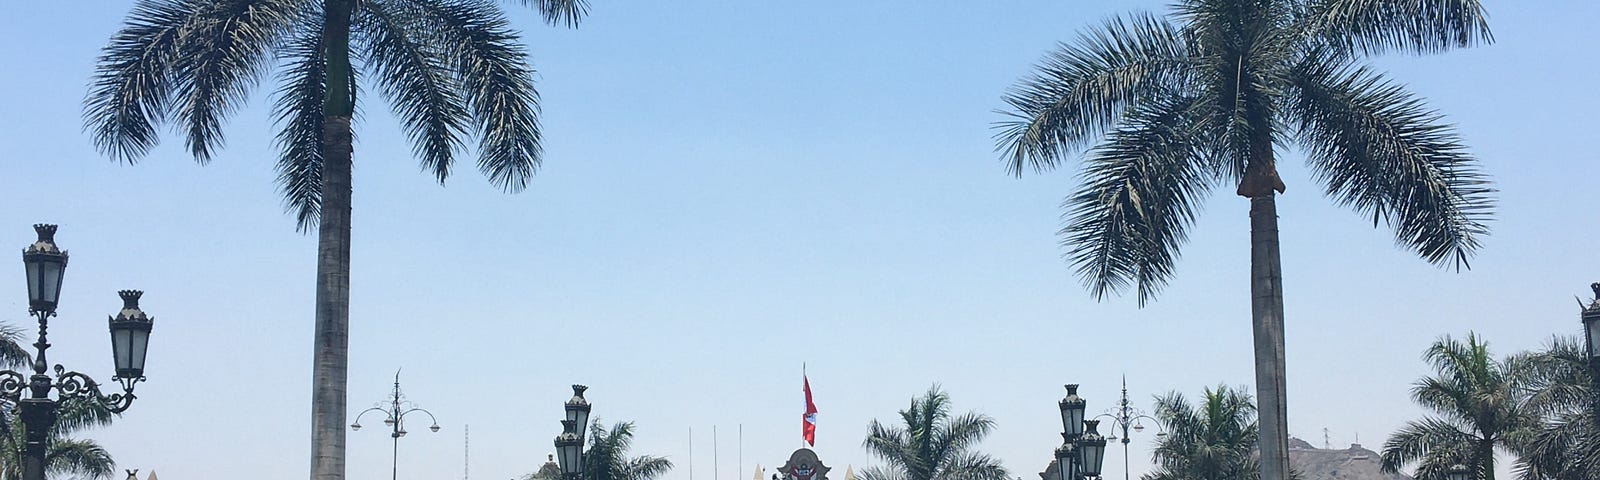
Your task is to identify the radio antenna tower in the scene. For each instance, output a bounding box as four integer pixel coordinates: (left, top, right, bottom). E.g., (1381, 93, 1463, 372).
(464, 424, 470, 480)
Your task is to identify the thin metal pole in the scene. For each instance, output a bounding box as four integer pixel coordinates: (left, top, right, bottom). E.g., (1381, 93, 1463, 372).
(392, 433, 400, 480)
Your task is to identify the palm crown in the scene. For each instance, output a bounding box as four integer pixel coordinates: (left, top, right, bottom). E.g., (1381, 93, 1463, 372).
(1146, 385, 1260, 480)
(996, 0, 1495, 303)
(860, 386, 1010, 480)
(1379, 333, 1536, 480)
(84, 0, 588, 229)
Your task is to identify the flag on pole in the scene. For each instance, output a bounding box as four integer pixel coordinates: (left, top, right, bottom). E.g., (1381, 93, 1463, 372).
(802, 373, 818, 446)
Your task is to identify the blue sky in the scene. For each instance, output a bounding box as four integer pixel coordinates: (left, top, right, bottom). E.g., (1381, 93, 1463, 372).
(1, 1, 1598, 479)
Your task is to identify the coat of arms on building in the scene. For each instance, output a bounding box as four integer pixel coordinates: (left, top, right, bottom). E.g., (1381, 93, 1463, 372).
(776, 448, 830, 480)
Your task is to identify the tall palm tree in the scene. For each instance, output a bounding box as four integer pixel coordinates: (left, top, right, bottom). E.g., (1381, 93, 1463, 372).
(85, 2, 589, 479)
(0, 324, 117, 480)
(995, 2, 1495, 478)
(1510, 335, 1599, 480)
(1144, 385, 1258, 480)
(1380, 333, 1536, 480)
(860, 385, 1010, 480)
(579, 420, 673, 480)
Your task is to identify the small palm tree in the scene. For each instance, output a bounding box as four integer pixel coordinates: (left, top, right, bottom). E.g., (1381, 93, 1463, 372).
(1380, 333, 1536, 480)
(86, 2, 589, 479)
(996, 3, 1495, 478)
(0, 324, 118, 480)
(860, 385, 1010, 480)
(581, 420, 673, 480)
(1144, 385, 1258, 480)
(1509, 335, 1599, 480)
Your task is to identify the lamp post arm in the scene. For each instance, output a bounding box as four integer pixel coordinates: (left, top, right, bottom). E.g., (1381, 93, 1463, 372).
(399, 407, 439, 427)
(53, 367, 139, 413)
(353, 407, 391, 427)
(0, 371, 27, 402)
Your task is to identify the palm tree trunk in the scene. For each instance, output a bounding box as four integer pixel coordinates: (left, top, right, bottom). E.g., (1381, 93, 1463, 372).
(311, 1, 356, 480)
(1250, 192, 1289, 480)
(1479, 439, 1495, 480)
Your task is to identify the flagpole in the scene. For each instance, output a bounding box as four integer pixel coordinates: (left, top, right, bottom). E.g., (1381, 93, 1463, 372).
(714, 425, 720, 480)
(689, 426, 695, 480)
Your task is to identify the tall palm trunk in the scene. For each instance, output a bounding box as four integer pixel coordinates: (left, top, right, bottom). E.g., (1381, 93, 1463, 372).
(1249, 192, 1289, 480)
(311, 1, 356, 480)
(1244, 134, 1290, 480)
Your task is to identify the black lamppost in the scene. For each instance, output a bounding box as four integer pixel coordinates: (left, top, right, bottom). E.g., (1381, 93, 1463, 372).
(1053, 384, 1108, 480)
(554, 385, 593, 480)
(351, 370, 441, 480)
(5, 224, 153, 480)
(1446, 463, 1470, 480)
(1094, 377, 1161, 480)
(1581, 283, 1600, 420)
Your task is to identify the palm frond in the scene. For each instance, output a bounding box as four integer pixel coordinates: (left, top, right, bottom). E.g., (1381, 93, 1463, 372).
(1061, 93, 1212, 305)
(1288, 58, 1493, 270)
(937, 452, 1009, 480)
(995, 12, 1193, 176)
(408, 0, 545, 191)
(0, 324, 33, 370)
(623, 455, 674, 480)
(271, 15, 326, 232)
(1379, 416, 1472, 474)
(84, 0, 196, 163)
(1301, 0, 1492, 56)
(43, 438, 116, 480)
(170, 0, 303, 162)
(360, 0, 470, 182)
(510, 0, 591, 28)
(50, 397, 117, 435)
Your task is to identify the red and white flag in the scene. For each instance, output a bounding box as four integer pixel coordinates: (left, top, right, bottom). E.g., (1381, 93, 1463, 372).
(802, 373, 818, 446)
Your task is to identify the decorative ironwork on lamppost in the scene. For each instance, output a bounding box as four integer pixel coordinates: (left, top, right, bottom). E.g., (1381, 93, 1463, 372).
(4, 224, 154, 480)
(1094, 377, 1161, 480)
(1051, 384, 1107, 480)
(555, 385, 594, 480)
(352, 369, 441, 480)
(1446, 463, 1471, 480)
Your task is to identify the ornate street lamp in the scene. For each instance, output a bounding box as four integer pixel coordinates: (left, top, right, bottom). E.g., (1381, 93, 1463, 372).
(1095, 377, 1161, 480)
(1582, 283, 1600, 368)
(1077, 420, 1108, 479)
(555, 419, 586, 480)
(4, 224, 154, 480)
(1446, 464, 1470, 480)
(1054, 437, 1079, 480)
(566, 385, 592, 440)
(352, 370, 441, 480)
(1059, 384, 1086, 439)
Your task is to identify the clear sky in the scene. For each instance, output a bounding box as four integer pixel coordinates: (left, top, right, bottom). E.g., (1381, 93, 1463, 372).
(1, 1, 1597, 480)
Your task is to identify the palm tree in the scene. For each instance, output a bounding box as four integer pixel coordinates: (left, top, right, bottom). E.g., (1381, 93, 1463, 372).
(995, 2, 1495, 478)
(579, 420, 673, 480)
(1143, 385, 1258, 480)
(1380, 333, 1536, 480)
(0, 324, 117, 480)
(85, 2, 589, 479)
(860, 385, 1010, 480)
(1510, 335, 1599, 480)
(0, 398, 118, 480)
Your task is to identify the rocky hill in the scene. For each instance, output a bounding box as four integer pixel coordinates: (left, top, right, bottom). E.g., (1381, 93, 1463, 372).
(1290, 437, 1411, 480)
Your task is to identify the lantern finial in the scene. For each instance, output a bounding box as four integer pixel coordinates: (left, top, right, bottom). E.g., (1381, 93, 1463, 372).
(27, 224, 61, 254)
(117, 290, 147, 319)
